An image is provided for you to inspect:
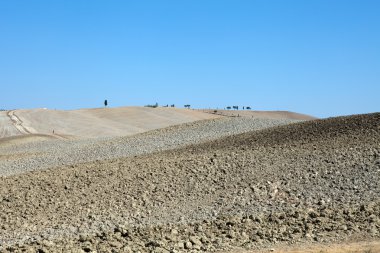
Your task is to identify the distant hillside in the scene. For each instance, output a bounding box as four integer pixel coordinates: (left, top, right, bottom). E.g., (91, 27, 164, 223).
(200, 109, 316, 120)
(0, 107, 315, 140)
(0, 107, 221, 139)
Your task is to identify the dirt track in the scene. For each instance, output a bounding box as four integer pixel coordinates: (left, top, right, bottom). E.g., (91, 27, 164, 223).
(0, 113, 379, 252)
(0, 112, 22, 138)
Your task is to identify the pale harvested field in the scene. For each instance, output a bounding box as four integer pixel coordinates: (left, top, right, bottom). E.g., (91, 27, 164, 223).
(0, 107, 314, 140)
(0, 107, 221, 139)
(200, 109, 316, 120)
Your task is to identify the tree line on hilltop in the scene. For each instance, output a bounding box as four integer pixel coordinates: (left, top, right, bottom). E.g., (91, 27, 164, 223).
(103, 100, 251, 110)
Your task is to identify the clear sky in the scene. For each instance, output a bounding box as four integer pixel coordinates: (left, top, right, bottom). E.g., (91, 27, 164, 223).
(1, 1, 379, 118)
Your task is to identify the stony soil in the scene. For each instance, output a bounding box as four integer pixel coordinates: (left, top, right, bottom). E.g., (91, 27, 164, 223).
(0, 117, 296, 176)
(0, 113, 379, 252)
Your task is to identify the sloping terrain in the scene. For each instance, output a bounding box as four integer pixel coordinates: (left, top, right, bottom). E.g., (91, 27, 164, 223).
(0, 107, 315, 140)
(0, 113, 379, 252)
(0, 117, 296, 176)
(0, 107, 221, 139)
(201, 109, 316, 120)
(0, 111, 22, 138)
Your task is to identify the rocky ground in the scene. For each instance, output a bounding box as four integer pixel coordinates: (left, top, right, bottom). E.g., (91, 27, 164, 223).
(0, 117, 296, 176)
(0, 113, 379, 252)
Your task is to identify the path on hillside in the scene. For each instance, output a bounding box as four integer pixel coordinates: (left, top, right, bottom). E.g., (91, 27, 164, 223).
(6, 110, 33, 134)
(0, 111, 21, 138)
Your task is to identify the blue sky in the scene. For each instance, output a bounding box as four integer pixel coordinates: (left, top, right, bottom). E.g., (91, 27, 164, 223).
(0, 1, 379, 117)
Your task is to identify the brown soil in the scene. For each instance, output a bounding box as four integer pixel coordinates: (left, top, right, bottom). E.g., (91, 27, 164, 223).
(0, 113, 379, 252)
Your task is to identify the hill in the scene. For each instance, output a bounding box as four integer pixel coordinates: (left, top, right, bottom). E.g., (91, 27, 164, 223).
(0, 113, 378, 252)
(0, 107, 221, 139)
(0, 107, 314, 140)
